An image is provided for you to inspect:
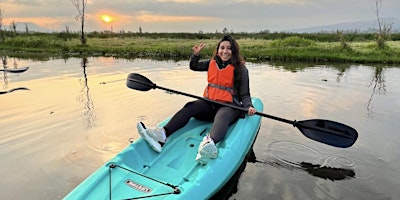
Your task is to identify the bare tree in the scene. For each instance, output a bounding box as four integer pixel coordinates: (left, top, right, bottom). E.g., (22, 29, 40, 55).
(0, 8, 3, 31)
(0, 8, 4, 41)
(25, 23, 29, 33)
(65, 25, 70, 34)
(375, 0, 392, 49)
(10, 20, 16, 37)
(71, 0, 88, 44)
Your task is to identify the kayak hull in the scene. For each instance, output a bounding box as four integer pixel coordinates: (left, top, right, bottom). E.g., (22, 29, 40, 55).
(64, 98, 263, 200)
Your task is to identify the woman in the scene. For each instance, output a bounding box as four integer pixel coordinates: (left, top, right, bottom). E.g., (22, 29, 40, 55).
(137, 35, 257, 164)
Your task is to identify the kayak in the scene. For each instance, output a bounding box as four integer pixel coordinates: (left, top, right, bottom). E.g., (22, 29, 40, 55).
(64, 97, 263, 200)
(0, 66, 29, 73)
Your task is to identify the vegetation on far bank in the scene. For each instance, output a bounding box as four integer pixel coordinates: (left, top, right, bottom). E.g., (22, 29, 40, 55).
(1, 32, 400, 64)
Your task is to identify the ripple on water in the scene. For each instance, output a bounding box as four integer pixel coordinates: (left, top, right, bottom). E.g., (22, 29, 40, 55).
(266, 141, 324, 167)
(330, 156, 355, 168)
(264, 140, 361, 181)
(83, 115, 161, 154)
(85, 128, 128, 153)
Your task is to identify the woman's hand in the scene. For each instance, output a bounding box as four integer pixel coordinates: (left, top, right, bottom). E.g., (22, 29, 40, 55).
(248, 106, 256, 116)
(192, 42, 206, 56)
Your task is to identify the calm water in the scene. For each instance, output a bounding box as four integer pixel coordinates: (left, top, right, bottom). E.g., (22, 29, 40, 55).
(1, 57, 399, 200)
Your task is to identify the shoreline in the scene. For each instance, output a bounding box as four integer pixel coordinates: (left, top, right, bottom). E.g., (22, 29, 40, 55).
(1, 33, 399, 64)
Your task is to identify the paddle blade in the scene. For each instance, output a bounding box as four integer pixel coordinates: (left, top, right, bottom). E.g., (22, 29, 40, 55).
(296, 119, 358, 148)
(126, 73, 154, 91)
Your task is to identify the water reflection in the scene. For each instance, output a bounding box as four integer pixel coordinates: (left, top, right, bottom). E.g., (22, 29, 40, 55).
(211, 150, 253, 200)
(367, 66, 386, 118)
(300, 162, 355, 181)
(264, 141, 356, 181)
(212, 147, 355, 199)
(269, 61, 393, 119)
(78, 57, 95, 129)
(1, 56, 30, 94)
(0, 87, 30, 95)
(2, 66, 8, 89)
(257, 156, 356, 181)
(0, 57, 399, 199)
(2, 56, 9, 90)
(333, 64, 351, 83)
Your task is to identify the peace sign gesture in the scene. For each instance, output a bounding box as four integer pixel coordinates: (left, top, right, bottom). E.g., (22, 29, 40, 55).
(192, 42, 206, 56)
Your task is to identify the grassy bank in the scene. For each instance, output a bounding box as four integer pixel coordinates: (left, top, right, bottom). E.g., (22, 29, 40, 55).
(1, 32, 399, 64)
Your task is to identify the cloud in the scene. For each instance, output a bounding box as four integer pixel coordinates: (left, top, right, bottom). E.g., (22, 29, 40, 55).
(156, 0, 202, 3)
(156, 0, 308, 4)
(1, 0, 399, 33)
(234, 0, 309, 4)
(2, 1, 73, 18)
(134, 13, 217, 23)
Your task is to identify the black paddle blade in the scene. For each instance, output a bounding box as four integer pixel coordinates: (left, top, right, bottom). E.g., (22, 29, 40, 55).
(126, 73, 154, 91)
(295, 119, 358, 148)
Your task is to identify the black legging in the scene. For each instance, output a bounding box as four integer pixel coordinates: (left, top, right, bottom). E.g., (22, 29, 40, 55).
(163, 100, 241, 143)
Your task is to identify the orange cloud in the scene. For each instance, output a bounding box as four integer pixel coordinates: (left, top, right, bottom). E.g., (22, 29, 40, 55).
(135, 14, 218, 23)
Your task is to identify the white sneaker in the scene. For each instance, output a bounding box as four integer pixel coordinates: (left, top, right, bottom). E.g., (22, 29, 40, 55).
(195, 135, 218, 164)
(137, 122, 166, 153)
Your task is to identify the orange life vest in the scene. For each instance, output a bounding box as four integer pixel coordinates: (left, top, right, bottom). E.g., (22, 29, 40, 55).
(203, 59, 235, 102)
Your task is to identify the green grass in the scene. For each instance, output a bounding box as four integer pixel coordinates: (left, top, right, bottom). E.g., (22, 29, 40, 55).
(1, 33, 400, 64)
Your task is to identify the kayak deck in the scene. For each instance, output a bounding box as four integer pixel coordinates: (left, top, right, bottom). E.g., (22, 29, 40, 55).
(65, 98, 263, 200)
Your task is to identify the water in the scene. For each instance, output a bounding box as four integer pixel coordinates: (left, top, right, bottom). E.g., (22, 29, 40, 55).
(1, 57, 399, 200)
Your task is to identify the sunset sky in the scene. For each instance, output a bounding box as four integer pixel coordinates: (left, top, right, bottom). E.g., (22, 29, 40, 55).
(1, 0, 399, 33)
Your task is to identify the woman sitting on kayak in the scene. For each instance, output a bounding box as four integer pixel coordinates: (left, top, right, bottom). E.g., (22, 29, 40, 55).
(137, 35, 257, 164)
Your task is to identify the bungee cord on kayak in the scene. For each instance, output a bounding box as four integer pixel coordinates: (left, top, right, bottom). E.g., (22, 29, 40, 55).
(108, 164, 180, 200)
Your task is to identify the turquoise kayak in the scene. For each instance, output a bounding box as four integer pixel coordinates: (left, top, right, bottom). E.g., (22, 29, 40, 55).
(64, 97, 263, 200)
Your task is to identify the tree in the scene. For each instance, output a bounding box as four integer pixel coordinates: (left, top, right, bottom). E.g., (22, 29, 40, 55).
(10, 20, 16, 37)
(375, 0, 392, 49)
(65, 25, 70, 34)
(71, 0, 88, 44)
(336, 30, 349, 50)
(0, 8, 3, 31)
(0, 8, 4, 42)
(25, 23, 29, 33)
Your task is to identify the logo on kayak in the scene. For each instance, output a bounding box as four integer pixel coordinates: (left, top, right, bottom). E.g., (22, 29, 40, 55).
(125, 179, 152, 193)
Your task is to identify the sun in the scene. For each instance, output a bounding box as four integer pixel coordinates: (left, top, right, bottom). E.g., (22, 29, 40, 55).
(101, 15, 113, 23)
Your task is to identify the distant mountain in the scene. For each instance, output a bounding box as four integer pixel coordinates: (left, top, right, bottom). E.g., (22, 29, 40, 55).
(286, 18, 400, 33)
(3, 19, 400, 34)
(3, 22, 52, 33)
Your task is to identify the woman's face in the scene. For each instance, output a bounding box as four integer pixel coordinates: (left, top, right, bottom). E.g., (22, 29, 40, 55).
(217, 41, 232, 62)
